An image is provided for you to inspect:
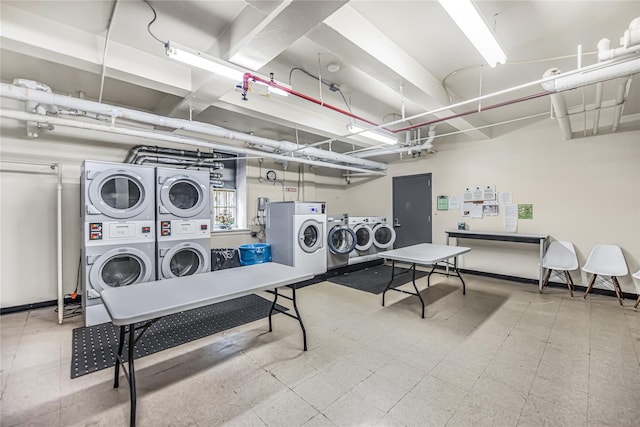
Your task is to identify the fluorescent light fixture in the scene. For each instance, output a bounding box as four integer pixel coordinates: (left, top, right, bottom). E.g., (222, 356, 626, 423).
(267, 86, 289, 97)
(350, 125, 397, 145)
(166, 41, 246, 81)
(438, 0, 507, 67)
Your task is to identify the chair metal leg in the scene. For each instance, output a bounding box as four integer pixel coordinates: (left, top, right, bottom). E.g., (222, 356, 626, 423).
(634, 295, 640, 309)
(584, 274, 597, 299)
(563, 271, 574, 297)
(612, 276, 624, 306)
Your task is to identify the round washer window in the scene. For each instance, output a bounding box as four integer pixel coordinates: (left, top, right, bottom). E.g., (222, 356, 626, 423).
(101, 255, 142, 287)
(302, 225, 318, 247)
(101, 176, 142, 210)
(169, 249, 201, 277)
(169, 181, 200, 210)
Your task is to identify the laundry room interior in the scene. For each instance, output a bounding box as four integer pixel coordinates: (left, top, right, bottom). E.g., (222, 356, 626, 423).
(1, 1, 639, 426)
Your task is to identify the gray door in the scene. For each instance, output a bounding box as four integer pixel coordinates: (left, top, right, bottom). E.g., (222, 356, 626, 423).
(392, 173, 432, 248)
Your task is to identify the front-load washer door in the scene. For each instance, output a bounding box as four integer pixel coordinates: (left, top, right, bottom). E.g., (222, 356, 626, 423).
(89, 247, 153, 293)
(161, 242, 208, 278)
(87, 168, 151, 219)
(159, 175, 208, 218)
(352, 223, 374, 251)
(372, 223, 396, 249)
(328, 226, 357, 255)
(298, 219, 323, 253)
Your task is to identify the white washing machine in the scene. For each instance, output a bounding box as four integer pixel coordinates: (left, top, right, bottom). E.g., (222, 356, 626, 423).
(82, 228, 156, 326)
(81, 161, 156, 326)
(266, 201, 327, 275)
(347, 216, 375, 265)
(156, 167, 211, 279)
(369, 216, 396, 255)
(326, 213, 357, 270)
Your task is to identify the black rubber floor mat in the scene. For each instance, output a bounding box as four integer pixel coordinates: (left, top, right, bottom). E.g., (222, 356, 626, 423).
(71, 294, 286, 379)
(327, 264, 429, 294)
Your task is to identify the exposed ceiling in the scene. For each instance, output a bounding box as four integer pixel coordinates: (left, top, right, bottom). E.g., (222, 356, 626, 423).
(1, 0, 639, 165)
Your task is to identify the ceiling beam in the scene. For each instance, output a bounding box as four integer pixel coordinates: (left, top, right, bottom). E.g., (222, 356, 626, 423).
(308, 4, 491, 139)
(0, 4, 192, 97)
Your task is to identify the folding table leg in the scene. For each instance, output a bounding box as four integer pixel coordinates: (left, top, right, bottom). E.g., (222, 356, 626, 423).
(127, 324, 137, 427)
(382, 260, 396, 307)
(267, 286, 308, 351)
(114, 325, 126, 388)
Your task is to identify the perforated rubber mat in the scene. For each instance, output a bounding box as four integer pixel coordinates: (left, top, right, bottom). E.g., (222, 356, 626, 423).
(327, 264, 429, 294)
(71, 294, 286, 378)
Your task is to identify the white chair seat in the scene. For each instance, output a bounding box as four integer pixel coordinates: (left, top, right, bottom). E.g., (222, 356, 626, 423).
(582, 244, 628, 306)
(542, 241, 579, 271)
(581, 244, 628, 277)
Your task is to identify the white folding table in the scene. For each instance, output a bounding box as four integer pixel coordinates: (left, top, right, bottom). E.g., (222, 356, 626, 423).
(380, 243, 471, 318)
(101, 263, 313, 427)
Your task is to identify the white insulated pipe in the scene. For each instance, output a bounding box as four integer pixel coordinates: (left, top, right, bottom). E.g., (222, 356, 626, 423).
(592, 82, 604, 135)
(541, 57, 640, 93)
(543, 69, 572, 139)
(0, 83, 387, 172)
(352, 126, 437, 158)
(0, 109, 386, 176)
(612, 77, 633, 132)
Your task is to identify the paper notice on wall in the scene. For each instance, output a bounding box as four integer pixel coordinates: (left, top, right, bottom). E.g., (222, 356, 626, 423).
(437, 196, 449, 210)
(462, 202, 473, 217)
(448, 196, 461, 210)
(482, 201, 499, 216)
(470, 204, 483, 218)
(504, 217, 518, 232)
(463, 188, 473, 202)
(472, 187, 483, 201)
(503, 203, 518, 231)
(483, 186, 496, 201)
(498, 192, 512, 205)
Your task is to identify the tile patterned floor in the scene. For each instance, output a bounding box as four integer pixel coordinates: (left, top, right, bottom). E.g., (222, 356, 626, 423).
(1, 274, 639, 426)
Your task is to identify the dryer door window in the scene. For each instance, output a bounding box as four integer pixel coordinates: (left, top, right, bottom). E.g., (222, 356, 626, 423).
(373, 223, 396, 249)
(298, 220, 323, 253)
(328, 226, 357, 255)
(88, 169, 150, 219)
(352, 224, 374, 251)
(89, 247, 153, 292)
(160, 177, 207, 218)
(161, 242, 208, 278)
(169, 249, 202, 277)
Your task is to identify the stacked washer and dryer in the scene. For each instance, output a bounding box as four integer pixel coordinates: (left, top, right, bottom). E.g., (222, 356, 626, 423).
(156, 167, 211, 280)
(81, 161, 212, 326)
(81, 161, 156, 326)
(266, 201, 327, 275)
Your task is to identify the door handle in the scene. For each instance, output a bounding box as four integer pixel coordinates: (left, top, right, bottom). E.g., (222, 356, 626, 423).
(393, 218, 401, 227)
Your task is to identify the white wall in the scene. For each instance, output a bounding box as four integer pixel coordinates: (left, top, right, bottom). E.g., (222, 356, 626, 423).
(0, 120, 342, 307)
(340, 119, 640, 292)
(1, 115, 638, 307)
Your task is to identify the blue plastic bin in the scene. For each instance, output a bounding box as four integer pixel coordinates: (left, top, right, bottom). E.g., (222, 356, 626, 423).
(238, 243, 272, 265)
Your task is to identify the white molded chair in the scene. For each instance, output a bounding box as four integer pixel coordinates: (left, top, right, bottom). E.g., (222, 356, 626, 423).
(582, 244, 628, 306)
(541, 241, 579, 297)
(632, 270, 640, 309)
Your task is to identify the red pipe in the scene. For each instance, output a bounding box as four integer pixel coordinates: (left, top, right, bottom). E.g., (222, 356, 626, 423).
(243, 73, 389, 131)
(242, 73, 551, 135)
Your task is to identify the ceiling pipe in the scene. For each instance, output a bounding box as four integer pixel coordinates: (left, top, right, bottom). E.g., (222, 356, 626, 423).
(543, 68, 573, 140)
(592, 82, 604, 135)
(125, 145, 224, 163)
(611, 77, 633, 132)
(0, 82, 387, 172)
(352, 126, 437, 158)
(0, 109, 387, 176)
(541, 55, 640, 92)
